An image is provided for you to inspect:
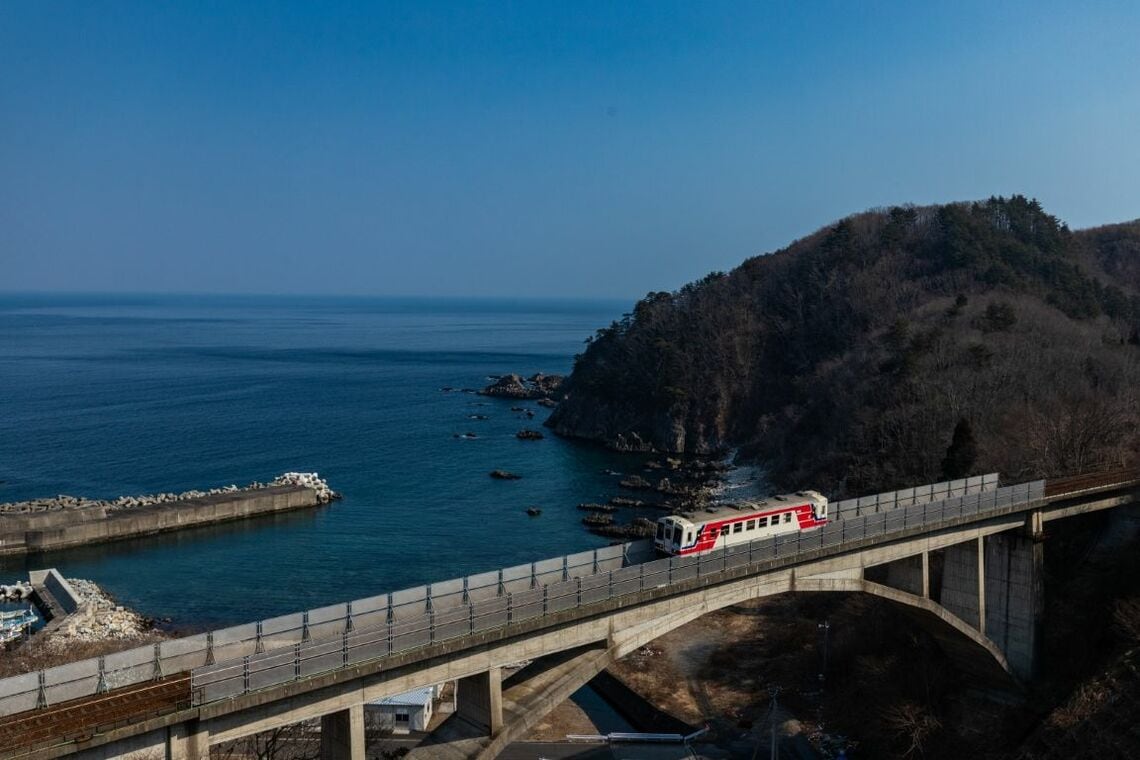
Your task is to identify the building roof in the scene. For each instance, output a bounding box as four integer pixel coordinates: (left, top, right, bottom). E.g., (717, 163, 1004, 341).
(369, 686, 434, 707)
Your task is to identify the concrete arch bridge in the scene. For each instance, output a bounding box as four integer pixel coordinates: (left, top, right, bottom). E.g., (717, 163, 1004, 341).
(1, 469, 1137, 760)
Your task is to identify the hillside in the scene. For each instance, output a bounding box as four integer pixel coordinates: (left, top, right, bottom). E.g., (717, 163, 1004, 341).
(548, 196, 1140, 495)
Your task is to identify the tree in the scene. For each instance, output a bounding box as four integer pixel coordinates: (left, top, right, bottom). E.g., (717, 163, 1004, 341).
(941, 419, 977, 480)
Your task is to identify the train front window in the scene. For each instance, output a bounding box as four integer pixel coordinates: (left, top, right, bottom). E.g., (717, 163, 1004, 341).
(672, 525, 683, 545)
(656, 522, 666, 540)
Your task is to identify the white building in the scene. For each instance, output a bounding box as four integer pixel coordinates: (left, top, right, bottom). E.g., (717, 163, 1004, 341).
(364, 686, 436, 734)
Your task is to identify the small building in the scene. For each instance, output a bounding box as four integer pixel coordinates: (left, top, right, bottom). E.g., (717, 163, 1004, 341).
(364, 686, 435, 734)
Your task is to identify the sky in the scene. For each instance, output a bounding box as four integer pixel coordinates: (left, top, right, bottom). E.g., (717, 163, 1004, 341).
(2, 2, 1139, 299)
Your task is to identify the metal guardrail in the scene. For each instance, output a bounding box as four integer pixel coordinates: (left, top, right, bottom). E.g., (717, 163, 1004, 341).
(0, 476, 1047, 716)
(828, 473, 999, 521)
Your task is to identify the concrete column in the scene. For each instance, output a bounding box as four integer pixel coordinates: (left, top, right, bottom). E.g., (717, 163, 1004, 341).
(456, 666, 503, 736)
(167, 720, 210, 760)
(940, 539, 982, 630)
(320, 704, 365, 760)
(983, 531, 1044, 681)
(977, 536, 986, 637)
(921, 551, 930, 598)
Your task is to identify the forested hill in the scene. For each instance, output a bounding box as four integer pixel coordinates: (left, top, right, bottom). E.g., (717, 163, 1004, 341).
(547, 196, 1140, 497)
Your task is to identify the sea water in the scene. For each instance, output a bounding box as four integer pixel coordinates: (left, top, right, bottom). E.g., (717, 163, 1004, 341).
(0, 293, 641, 627)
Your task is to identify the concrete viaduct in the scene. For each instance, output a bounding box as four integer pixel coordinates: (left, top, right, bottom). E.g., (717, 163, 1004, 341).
(2, 468, 1138, 760)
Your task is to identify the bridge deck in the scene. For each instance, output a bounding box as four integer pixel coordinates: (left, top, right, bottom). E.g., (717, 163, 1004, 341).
(1043, 468, 1140, 499)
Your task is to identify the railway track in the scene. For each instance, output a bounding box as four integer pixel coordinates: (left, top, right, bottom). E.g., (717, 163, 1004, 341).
(0, 674, 190, 755)
(1043, 467, 1140, 499)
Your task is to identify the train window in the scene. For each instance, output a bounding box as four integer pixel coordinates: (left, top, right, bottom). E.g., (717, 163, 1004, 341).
(758, 517, 768, 527)
(784, 513, 792, 523)
(656, 522, 666, 540)
(720, 525, 730, 536)
(673, 525, 683, 544)
(733, 523, 743, 533)
(746, 520, 755, 530)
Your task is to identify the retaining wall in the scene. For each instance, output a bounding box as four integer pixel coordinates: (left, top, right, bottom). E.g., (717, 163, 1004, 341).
(0, 486, 319, 556)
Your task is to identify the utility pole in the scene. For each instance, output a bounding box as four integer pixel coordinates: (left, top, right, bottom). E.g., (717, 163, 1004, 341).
(818, 619, 830, 683)
(770, 686, 781, 760)
(818, 619, 830, 732)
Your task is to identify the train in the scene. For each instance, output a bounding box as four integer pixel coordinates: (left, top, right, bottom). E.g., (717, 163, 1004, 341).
(654, 490, 829, 556)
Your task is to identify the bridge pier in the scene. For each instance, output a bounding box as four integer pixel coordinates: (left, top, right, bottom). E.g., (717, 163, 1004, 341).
(167, 720, 210, 760)
(933, 523, 1043, 681)
(320, 703, 365, 760)
(983, 530, 1044, 681)
(455, 666, 503, 736)
(940, 537, 985, 632)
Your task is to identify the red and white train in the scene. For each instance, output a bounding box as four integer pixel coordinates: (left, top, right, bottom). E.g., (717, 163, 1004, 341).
(654, 491, 829, 556)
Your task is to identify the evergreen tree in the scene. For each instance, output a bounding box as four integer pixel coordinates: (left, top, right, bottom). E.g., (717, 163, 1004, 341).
(941, 418, 978, 480)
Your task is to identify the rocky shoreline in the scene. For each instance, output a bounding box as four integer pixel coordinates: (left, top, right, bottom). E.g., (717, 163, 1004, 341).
(0, 471, 340, 516)
(50, 578, 151, 644)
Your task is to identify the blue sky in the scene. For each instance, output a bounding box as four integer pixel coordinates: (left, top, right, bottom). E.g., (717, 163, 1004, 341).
(2, 2, 1139, 298)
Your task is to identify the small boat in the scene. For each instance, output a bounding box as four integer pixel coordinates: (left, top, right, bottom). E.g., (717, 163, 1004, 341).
(526, 507, 542, 516)
(0, 607, 36, 645)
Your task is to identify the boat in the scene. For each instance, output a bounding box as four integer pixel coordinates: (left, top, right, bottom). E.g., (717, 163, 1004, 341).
(0, 607, 37, 645)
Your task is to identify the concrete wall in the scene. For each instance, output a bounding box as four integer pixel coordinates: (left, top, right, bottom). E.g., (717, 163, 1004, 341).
(0, 486, 318, 556)
(29, 568, 85, 615)
(940, 539, 982, 630)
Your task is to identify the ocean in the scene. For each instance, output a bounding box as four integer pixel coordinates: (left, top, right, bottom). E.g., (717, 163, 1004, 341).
(0, 293, 647, 628)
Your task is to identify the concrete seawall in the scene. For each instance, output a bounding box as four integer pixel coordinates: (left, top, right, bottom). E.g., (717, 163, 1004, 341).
(0, 485, 320, 556)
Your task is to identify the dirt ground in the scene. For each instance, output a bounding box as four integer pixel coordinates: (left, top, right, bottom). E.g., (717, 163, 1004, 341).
(525, 596, 817, 743)
(607, 597, 809, 733)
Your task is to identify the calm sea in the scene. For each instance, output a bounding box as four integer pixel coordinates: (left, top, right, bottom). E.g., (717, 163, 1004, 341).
(0, 293, 641, 628)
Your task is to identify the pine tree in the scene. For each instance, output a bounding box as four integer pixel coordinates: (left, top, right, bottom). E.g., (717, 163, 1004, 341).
(941, 418, 978, 480)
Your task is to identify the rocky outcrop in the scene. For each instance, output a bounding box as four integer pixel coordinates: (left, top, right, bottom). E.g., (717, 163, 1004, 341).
(516, 429, 545, 440)
(480, 373, 564, 401)
(0, 472, 340, 515)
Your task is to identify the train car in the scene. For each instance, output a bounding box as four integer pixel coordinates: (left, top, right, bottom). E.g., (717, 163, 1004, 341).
(654, 491, 828, 556)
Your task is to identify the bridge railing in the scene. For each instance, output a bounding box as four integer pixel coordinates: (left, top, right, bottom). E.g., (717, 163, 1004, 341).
(0, 478, 1046, 716)
(0, 541, 643, 717)
(828, 473, 1000, 522)
(186, 479, 1044, 705)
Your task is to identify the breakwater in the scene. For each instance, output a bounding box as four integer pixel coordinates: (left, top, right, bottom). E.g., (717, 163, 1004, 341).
(0, 473, 337, 556)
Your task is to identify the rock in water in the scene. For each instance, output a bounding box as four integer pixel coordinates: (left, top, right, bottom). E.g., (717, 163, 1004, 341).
(479, 373, 564, 401)
(490, 470, 522, 480)
(516, 429, 545, 440)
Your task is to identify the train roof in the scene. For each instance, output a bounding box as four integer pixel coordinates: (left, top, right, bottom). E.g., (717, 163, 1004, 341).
(668, 491, 825, 522)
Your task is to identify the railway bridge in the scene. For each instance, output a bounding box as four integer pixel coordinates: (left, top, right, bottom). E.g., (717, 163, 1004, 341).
(1, 468, 1138, 760)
